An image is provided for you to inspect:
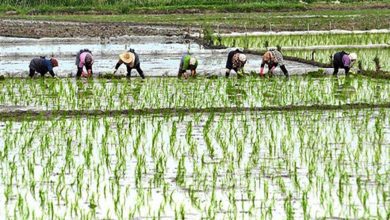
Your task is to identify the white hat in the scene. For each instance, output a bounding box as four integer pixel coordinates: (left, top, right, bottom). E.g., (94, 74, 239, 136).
(239, 54, 247, 62)
(349, 53, 357, 60)
(189, 57, 197, 65)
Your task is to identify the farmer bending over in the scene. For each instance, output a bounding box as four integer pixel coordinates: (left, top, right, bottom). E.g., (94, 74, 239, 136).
(178, 53, 198, 79)
(225, 49, 247, 78)
(260, 49, 289, 77)
(113, 49, 145, 79)
(332, 51, 357, 76)
(29, 56, 58, 77)
(76, 49, 94, 78)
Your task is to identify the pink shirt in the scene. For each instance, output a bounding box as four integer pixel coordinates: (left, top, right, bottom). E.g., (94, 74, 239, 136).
(79, 52, 93, 68)
(342, 54, 351, 67)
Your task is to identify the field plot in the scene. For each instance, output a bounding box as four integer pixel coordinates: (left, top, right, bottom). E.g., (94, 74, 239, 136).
(0, 76, 390, 112)
(217, 32, 390, 71)
(1, 4, 390, 218)
(0, 75, 389, 219)
(0, 109, 389, 219)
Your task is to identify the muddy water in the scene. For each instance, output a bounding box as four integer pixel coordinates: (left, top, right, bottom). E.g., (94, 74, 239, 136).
(0, 36, 323, 77)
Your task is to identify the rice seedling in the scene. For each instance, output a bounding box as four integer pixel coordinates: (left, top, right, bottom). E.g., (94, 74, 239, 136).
(219, 33, 390, 50)
(283, 48, 390, 71)
(0, 107, 388, 218)
(217, 33, 390, 71)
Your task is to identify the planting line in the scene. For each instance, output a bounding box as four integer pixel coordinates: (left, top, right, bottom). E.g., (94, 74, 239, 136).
(1, 103, 390, 120)
(265, 44, 390, 50)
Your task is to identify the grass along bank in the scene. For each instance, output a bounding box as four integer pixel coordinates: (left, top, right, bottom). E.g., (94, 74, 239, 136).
(1, 1, 389, 15)
(1, 8, 390, 32)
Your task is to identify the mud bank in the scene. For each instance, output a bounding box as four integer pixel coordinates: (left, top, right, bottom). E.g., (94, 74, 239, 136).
(0, 19, 198, 38)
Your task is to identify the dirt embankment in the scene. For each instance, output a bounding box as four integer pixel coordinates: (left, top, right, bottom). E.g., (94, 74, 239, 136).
(0, 19, 196, 38)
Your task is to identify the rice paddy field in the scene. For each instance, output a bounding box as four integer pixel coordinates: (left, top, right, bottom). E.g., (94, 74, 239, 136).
(1, 16, 390, 220)
(217, 31, 390, 71)
(0, 75, 390, 219)
(0, 108, 389, 219)
(0, 76, 390, 111)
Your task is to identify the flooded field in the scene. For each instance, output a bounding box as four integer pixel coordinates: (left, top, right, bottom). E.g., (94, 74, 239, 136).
(0, 109, 389, 219)
(0, 28, 389, 220)
(0, 36, 322, 77)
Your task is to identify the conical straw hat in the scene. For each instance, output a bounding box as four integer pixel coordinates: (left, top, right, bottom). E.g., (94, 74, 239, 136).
(119, 52, 135, 64)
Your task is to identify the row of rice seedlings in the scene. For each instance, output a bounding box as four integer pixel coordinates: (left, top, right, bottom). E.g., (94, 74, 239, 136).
(218, 33, 390, 49)
(283, 48, 390, 71)
(1, 76, 390, 111)
(0, 108, 388, 218)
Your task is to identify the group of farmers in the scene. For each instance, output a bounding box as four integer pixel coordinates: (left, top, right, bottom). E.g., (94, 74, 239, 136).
(28, 48, 357, 78)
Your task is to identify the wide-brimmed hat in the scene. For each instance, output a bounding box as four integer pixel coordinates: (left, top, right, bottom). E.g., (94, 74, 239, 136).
(239, 54, 247, 62)
(120, 52, 135, 64)
(349, 53, 357, 61)
(51, 58, 59, 67)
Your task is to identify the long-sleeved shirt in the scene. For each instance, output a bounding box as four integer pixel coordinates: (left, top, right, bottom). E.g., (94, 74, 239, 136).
(115, 52, 140, 69)
(226, 49, 245, 70)
(29, 58, 55, 76)
(341, 54, 351, 67)
(333, 51, 352, 68)
(180, 54, 198, 71)
(261, 50, 285, 67)
(78, 52, 93, 68)
(115, 52, 144, 78)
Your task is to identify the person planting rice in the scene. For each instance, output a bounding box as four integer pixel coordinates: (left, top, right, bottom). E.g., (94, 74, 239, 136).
(113, 49, 145, 79)
(178, 53, 198, 79)
(28, 56, 58, 77)
(260, 49, 289, 77)
(76, 49, 94, 78)
(332, 51, 357, 76)
(225, 49, 247, 78)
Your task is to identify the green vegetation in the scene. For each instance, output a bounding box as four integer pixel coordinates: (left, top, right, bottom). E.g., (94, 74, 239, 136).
(2, 0, 389, 14)
(0, 108, 388, 218)
(216, 32, 390, 71)
(1, 0, 306, 7)
(283, 48, 390, 71)
(0, 1, 305, 13)
(0, 76, 389, 111)
(0, 35, 389, 218)
(220, 33, 390, 49)
(1, 1, 390, 218)
(2, 8, 389, 33)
